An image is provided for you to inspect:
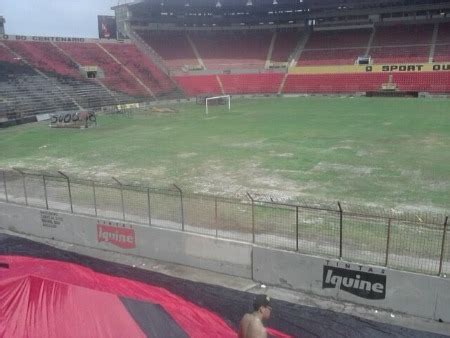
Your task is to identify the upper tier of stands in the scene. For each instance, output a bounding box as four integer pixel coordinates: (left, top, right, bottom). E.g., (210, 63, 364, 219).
(138, 22, 450, 70)
(296, 29, 371, 65)
(434, 22, 450, 62)
(189, 31, 272, 70)
(137, 31, 199, 70)
(298, 48, 367, 66)
(296, 24, 438, 66)
(369, 24, 434, 64)
(140, 29, 299, 70)
(305, 29, 372, 49)
(270, 30, 300, 63)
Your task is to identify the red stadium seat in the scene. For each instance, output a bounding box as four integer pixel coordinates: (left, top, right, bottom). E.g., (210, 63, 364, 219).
(189, 31, 272, 70)
(137, 31, 199, 70)
(101, 43, 175, 95)
(219, 73, 283, 94)
(271, 30, 300, 63)
(4, 41, 79, 77)
(174, 75, 222, 96)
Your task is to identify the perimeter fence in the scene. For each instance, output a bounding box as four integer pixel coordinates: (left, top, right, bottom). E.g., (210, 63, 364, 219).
(0, 168, 448, 276)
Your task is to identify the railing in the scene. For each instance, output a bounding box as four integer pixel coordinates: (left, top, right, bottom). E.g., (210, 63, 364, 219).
(0, 168, 448, 277)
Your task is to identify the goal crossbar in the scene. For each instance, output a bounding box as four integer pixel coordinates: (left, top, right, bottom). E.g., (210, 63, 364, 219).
(205, 95, 231, 115)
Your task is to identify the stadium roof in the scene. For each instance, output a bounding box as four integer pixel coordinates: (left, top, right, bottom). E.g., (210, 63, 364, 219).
(118, 0, 450, 27)
(129, 0, 450, 10)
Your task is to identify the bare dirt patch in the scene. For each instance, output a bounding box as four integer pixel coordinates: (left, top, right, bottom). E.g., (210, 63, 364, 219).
(227, 139, 267, 149)
(312, 162, 377, 175)
(421, 134, 445, 147)
(177, 153, 197, 159)
(188, 160, 312, 202)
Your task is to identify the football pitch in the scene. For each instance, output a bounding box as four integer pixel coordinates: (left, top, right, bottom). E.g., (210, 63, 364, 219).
(1, 96, 449, 213)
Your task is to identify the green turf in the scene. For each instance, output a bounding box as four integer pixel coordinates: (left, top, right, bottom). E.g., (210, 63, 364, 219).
(1, 96, 450, 213)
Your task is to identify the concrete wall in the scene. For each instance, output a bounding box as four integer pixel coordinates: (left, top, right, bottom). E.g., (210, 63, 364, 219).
(253, 246, 450, 322)
(1, 201, 449, 322)
(0, 202, 252, 279)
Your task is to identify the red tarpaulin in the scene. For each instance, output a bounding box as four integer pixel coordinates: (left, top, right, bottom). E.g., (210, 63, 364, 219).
(0, 256, 291, 338)
(0, 256, 236, 337)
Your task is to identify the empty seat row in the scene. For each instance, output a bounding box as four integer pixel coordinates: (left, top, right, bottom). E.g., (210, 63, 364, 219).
(175, 72, 450, 95)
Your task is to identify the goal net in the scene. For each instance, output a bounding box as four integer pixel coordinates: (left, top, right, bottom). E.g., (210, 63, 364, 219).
(204, 95, 231, 115)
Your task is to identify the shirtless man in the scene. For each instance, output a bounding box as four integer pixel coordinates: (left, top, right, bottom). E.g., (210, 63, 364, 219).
(238, 294, 272, 338)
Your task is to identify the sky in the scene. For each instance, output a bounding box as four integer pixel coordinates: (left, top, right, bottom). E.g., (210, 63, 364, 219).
(1, 0, 134, 38)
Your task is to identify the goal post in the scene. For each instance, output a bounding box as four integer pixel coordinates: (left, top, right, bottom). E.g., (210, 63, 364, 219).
(205, 95, 231, 115)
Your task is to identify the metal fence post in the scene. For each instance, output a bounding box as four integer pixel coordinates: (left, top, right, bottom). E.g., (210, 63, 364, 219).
(247, 193, 255, 244)
(2, 171, 8, 202)
(43, 175, 49, 210)
(13, 168, 28, 206)
(147, 188, 152, 226)
(338, 201, 343, 259)
(385, 218, 392, 267)
(58, 171, 73, 213)
(112, 177, 125, 221)
(215, 197, 218, 238)
(296, 206, 299, 251)
(438, 216, 448, 276)
(92, 180, 97, 217)
(173, 184, 184, 231)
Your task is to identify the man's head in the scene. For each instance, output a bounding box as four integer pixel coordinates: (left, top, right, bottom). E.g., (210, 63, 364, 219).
(253, 294, 272, 320)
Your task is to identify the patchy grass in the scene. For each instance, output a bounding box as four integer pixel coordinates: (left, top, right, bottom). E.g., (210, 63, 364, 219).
(1, 96, 450, 213)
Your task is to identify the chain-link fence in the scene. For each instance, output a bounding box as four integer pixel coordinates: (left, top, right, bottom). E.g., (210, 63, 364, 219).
(0, 168, 448, 276)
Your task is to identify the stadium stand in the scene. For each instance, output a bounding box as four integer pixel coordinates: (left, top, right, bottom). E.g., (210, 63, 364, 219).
(283, 73, 389, 93)
(372, 24, 434, 46)
(0, 66, 78, 119)
(174, 75, 222, 96)
(436, 21, 450, 43)
(189, 31, 272, 70)
(101, 43, 176, 96)
(4, 40, 79, 77)
(434, 44, 450, 62)
(270, 29, 301, 63)
(56, 42, 153, 97)
(173, 73, 284, 96)
(219, 73, 284, 94)
(433, 22, 450, 62)
(304, 28, 372, 49)
(392, 72, 450, 92)
(368, 24, 434, 63)
(0, 40, 164, 119)
(369, 45, 431, 64)
(283, 72, 450, 94)
(2, 1, 450, 124)
(0, 43, 18, 63)
(298, 48, 367, 66)
(137, 31, 199, 71)
(297, 28, 371, 65)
